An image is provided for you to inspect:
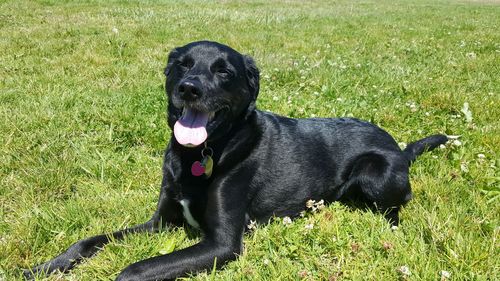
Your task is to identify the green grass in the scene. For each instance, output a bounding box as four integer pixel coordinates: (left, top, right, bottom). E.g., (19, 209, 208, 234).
(1, 0, 499, 280)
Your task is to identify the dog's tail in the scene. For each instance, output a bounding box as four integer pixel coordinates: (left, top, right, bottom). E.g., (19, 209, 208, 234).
(403, 134, 448, 164)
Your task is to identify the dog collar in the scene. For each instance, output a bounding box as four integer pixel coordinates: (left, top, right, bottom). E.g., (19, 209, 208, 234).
(191, 143, 214, 178)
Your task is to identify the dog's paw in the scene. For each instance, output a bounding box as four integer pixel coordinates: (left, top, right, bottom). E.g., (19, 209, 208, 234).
(21, 268, 36, 280)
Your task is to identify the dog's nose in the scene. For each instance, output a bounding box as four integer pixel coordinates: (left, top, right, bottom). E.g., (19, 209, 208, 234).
(178, 81, 202, 101)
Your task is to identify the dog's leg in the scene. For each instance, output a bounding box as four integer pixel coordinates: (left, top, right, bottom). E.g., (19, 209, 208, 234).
(23, 181, 183, 280)
(383, 207, 401, 226)
(345, 153, 411, 226)
(22, 220, 159, 279)
(115, 189, 246, 281)
(115, 238, 241, 281)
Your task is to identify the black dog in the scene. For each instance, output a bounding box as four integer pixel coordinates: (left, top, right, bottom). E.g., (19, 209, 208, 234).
(25, 41, 447, 280)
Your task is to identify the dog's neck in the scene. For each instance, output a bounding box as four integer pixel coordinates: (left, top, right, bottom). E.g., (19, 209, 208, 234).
(169, 109, 260, 180)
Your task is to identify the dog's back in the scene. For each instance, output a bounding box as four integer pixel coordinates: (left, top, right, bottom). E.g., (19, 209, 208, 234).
(244, 110, 408, 221)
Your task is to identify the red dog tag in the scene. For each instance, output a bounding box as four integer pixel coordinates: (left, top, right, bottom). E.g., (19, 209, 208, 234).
(191, 161, 205, 176)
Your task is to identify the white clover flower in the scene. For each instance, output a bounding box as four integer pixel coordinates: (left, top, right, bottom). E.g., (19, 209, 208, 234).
(452, 139, 462, 146)
(305, 198, 326, 213)
(406, 101, 417, 112)
(111, 27, 119, 34)
(460, 162, 469, 173)
(440, 270, 451, 279)
(466, 52, 476, 59)
(398, 142, 407, 149)
(283, 216, 292, 225)
(304, 223, 314, 230)
(398, 265, 411, 277)
(315, 199, 325, 210)
(477, 153, 485, 159)
(306, 199, 315, 209)
(391, 225, 399, 231)
(247, 220, 257, 230)
(263, 259, 270, 265)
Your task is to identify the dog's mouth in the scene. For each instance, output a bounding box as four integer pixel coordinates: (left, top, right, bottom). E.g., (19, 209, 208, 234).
(173, 106, 228, 147)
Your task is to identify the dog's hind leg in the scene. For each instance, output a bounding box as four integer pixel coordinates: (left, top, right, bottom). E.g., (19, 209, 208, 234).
(343, 152, 412, 226)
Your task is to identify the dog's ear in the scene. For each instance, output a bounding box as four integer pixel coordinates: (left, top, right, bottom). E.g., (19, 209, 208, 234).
(164, 48, 180, 77)
(243, 55, 260, 100)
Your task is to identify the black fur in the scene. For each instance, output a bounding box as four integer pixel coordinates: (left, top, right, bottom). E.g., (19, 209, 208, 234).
(24, 41, 447, 281)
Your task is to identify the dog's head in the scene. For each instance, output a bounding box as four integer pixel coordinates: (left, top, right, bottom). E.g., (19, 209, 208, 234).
(164, 41, 260, 147)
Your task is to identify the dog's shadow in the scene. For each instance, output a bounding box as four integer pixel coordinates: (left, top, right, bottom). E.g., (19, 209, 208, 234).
(338, 198, 401, 226)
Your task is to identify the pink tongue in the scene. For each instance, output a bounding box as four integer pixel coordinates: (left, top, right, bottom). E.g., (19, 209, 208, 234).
(174, 108, 209, 147)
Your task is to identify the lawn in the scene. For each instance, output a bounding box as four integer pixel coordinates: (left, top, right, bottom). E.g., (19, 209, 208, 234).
(0, 0, 499, 280)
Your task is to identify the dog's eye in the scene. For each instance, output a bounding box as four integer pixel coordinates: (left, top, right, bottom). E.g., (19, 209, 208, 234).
(177, 60, 193, 70)
(215, 68, 232, 77)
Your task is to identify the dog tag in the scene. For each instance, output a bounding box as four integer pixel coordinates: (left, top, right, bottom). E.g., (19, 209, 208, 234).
(191, 144, 214, 178)
(202, 155, 213, 177)
(191, 161, 205, 176)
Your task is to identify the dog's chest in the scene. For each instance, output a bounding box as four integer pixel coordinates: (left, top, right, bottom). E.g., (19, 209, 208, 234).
(178, 199, 200, 228)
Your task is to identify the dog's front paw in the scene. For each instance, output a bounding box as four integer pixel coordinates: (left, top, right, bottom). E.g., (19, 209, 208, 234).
(22, 268, 35, 280)
(22, 264, 50, 281)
